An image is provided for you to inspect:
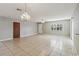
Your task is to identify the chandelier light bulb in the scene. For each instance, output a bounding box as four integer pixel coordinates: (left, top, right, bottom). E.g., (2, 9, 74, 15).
(21, 12, 31, 20)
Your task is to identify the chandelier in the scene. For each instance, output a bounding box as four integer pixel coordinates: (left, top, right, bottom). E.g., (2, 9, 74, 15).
(21, 3, 31, 20)
(16, 3, 31, 21)
(21, 12, 31, 20)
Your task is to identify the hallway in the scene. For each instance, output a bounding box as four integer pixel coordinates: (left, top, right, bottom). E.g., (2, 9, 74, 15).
(0, 34, 78, 56)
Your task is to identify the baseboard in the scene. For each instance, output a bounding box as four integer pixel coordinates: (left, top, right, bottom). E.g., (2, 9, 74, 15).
(21, 33, 37, 37)
(0, 38, 12, 42)
(0, 33, 37, 42)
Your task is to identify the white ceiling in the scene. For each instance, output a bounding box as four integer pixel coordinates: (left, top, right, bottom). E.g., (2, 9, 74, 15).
(0, 3, 77, 22)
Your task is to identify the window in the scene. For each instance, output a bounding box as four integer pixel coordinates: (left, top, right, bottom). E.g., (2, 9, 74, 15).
(51, 24, 63, 31)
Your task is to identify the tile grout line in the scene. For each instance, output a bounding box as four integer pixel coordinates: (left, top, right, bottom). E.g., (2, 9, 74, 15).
(72, 41, 78, 56)
(16, 44, 32, 56)
(2, 41, 32, 56)
(2, 42, 14, 56)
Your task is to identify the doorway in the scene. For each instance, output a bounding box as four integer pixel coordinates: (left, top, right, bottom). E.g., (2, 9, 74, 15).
(37, 23, 43, 34)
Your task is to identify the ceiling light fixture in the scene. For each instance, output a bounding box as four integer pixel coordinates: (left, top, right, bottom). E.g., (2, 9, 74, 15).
(20, 3, 31, 21)
(16, 3, 31, 21)
(21, 12, 30, 20)
(41, 18, 45, 23)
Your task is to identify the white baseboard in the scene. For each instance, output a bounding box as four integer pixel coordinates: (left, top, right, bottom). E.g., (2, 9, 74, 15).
(21, 33, 37, 37)
(0, 38, 12, 42)
(0, 33, 37, 42)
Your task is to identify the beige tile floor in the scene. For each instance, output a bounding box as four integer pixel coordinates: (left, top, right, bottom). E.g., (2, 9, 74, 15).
(0, 34, 78, 56)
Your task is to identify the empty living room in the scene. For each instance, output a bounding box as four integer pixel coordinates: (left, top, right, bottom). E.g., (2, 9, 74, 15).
(0, 2, 79, 57)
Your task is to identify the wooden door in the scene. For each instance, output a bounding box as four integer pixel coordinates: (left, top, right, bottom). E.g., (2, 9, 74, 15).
(13, 22, 20, 38)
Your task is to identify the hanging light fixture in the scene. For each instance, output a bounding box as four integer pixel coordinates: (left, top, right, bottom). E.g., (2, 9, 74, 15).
(20, 3, 31, 20)
(41, 18, 45, 23)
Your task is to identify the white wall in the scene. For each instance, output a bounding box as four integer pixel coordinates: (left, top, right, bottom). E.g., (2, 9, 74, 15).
(72, 4, 79, 55)
(20, 21, 37, 37)
(0, 18, 13, 41)
(43, 20, 70, 36)
(0, 18, 37, 41)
